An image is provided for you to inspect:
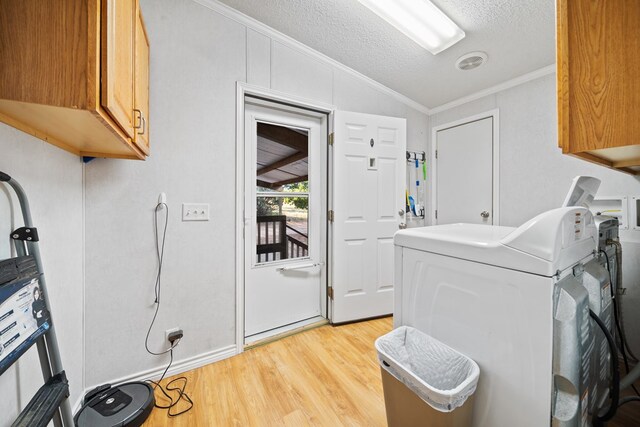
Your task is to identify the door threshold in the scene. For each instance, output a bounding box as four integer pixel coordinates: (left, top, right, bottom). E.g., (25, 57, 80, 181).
(244, 316, 328, 349)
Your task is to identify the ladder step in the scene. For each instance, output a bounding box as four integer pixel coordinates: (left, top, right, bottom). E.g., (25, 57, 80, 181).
(12, 371, 69, 427)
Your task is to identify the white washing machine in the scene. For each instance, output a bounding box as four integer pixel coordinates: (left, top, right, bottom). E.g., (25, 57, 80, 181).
(394, 207, 597, 427)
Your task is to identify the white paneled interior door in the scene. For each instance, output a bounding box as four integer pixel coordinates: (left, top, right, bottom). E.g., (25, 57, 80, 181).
(331, 111, 406, 323)
(435, 116, 494, 225)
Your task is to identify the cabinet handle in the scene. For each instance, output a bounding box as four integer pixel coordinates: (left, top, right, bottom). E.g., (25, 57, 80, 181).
(138, 115, 146, 135)
(133, 109, 142, 129)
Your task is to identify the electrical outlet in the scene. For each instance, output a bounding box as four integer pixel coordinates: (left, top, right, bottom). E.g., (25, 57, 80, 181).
(168, 330, 184, 345)
(165, 327, 182, 343)
(182, 203, 210, 221)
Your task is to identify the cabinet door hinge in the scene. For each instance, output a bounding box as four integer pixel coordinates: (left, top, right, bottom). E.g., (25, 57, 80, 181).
(328, 133, 334, 146)
(435, 150, 438, 159)
(435, 210, 438, 220)
(328, 210, 334, 222)
(328, 286, 334, 300)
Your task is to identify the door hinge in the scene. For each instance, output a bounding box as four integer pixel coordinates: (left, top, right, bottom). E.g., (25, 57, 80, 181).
(328, 132, 334, 146)
(328, 210, 334, 222)
(435, 150, 438, 159)
(435, 210, 438, 220)
(328, 286, 334, 300)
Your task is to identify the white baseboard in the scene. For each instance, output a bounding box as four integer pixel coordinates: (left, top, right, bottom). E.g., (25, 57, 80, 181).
(74, 344, 237, 413)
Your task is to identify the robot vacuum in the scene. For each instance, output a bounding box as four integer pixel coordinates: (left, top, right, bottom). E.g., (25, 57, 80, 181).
(75, 381, 155, 427)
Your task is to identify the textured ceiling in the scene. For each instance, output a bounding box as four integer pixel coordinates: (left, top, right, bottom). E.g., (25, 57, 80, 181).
(217, 0, 556, 109)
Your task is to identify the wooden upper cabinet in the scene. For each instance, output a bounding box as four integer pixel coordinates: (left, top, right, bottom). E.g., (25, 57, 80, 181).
(133, 6, 150, 155)
(102, 0, 136, 140)
(0, 0, 150, 160)
(557, 0, 640, 174)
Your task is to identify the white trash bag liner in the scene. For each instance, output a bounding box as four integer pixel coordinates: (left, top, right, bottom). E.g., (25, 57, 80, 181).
(375, 326, 480, 412)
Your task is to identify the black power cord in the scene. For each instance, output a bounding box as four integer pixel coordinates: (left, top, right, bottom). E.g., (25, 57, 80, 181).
(144, 201, 193, 417)
(148, 349, 194, 417)
(618, 396, 640, 408)
(599, 250, 640, 398)
(607, 240, 639, 363)
(590, 308, 620, 427)
(145, 202, 173, 356)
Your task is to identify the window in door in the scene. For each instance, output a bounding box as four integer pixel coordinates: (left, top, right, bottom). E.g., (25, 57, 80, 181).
(255, 122, 310, 264)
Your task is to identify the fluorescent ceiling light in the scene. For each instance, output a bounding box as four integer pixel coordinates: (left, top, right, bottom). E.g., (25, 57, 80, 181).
(358, 0, 465, 55)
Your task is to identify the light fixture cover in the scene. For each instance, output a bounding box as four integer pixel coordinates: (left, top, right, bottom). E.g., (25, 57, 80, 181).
(358, 0, 465, 55)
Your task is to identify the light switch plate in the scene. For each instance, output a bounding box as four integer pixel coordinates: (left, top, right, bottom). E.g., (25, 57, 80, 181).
(182, 203, 210, 221)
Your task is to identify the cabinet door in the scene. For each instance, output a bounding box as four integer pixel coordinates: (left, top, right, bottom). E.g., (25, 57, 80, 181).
(133, 4, 150, 154)
(102, 0, 136, 139)
(557, 0, 640, 173)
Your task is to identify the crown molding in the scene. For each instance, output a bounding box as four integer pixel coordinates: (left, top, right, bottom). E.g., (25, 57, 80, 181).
(191, 0, 431, 115)
(429, 64, 556, 115)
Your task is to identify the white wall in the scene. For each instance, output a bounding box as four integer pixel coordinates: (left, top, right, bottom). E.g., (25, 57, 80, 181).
(429, 73, 640, 355)
(82, 0, 429, 388)
(0, 123, 84, 425)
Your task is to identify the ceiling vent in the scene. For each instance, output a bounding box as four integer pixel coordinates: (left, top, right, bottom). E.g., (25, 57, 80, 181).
(456, 52, 488, 71)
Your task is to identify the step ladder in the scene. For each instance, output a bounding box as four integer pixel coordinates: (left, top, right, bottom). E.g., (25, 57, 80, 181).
(0, 171, 74, 426)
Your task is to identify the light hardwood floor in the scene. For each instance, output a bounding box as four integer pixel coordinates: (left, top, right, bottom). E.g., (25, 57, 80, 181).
(145, 317, 391, 426)
(145, 317, 640, 426)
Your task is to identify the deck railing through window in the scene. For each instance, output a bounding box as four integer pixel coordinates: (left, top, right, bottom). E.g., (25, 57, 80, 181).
(286, 224, 308, 258)
(256, 216, 309, 262)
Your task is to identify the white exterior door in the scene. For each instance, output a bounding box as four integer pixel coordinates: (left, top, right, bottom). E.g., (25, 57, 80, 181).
(330, 111, 406, 323)
(244, 101, 327, 340)
(435, 116, 494, 225)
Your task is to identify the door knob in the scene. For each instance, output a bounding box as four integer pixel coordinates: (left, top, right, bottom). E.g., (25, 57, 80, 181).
(398, 209, 405, 216)
(481, 211, 490, 219)
(399, 223, 407, 229)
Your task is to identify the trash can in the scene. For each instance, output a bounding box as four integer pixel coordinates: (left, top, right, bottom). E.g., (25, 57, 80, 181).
(375, 326, 479, 427)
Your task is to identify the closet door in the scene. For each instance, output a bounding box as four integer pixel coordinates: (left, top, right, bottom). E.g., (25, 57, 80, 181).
(435, 116, 494, 225)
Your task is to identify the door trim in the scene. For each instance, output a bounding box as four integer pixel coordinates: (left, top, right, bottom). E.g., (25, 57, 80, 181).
(235, 82, 334, 354)
(430, 109, 500, 226)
